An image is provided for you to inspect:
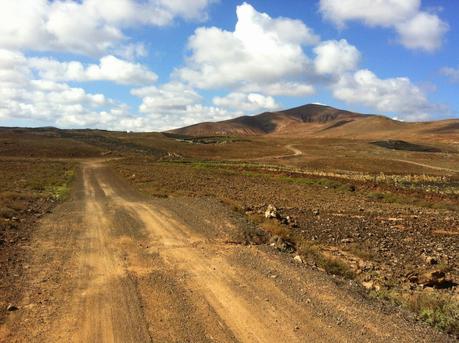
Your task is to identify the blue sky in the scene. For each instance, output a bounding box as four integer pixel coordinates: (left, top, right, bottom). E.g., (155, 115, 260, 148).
(0, 0, 457, 131)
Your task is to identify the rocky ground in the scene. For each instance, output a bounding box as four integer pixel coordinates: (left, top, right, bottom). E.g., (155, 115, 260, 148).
(0, 158, 75, 326)
(2, 161, 453, 342)
(113, 158, 459, 336)
(1, 128, 458, 339)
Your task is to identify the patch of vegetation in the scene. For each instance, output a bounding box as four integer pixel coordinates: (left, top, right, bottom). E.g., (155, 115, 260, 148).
(0, 159, 76, 210)
(367, 191, 459, 211)
(369, 288, 402, 306)
(259, 219, 291, 239)
(47, 169, 75, 200)
(370, 289, 459, 336)
(298, 240, 355, 279)
(280, 176, 356, 192)
(242, 170, 355, 192)
(371, 140, 441, 153)
(346, 242, 375, 260)
(409, 293, 459, 335)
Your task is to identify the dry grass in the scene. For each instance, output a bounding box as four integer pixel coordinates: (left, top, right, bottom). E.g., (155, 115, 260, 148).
(259, 219, 291, 238)
(0, 158, 76, 219)
(371, 289, 459, 336)
(406, 292, 459, 335)
(346, 242, 375, 260)
(297, 239, 355, 279)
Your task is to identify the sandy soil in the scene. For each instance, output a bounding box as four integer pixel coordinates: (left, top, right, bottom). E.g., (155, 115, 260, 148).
(1, 161, 452, 342)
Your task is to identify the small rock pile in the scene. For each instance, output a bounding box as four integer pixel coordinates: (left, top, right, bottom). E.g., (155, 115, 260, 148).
(264, 204, 299, 228)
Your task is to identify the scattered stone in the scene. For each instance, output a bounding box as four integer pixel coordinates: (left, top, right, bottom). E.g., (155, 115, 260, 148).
(418, 270, 457, 289)
(269, 235, 295, 253)
(313, 209, 320, 216)
(265, 205, 279, 219)
(406, 272, 419, 283)
(340, 238, 353, 244)
(362, 281, 374, 290)
(293, 255, 303, 264)
(361, 281, 380, 291)
(7, 304, 18, 312)
(244, 205, 254, 214)
(425, 256, 438, 265)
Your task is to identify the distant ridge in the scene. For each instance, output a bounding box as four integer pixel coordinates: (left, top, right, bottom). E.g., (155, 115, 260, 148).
(168, 104, 459, 141)
(169, 104, 366, 136)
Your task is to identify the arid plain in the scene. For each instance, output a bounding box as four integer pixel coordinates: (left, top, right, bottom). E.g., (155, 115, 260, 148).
(1, 105, 458, 342)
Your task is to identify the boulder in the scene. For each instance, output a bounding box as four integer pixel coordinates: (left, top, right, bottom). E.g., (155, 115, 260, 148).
(418, 270, 457, 289)
(269, 235, 295, 253)
(7, 304, 18, 311)
(265, 205, 279, 219)
(293, 255, 303, 264)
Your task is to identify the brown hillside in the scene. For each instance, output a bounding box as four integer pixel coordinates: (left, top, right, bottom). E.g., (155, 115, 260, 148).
(169, 104, 459, 142)
(169, 104, 366, 136)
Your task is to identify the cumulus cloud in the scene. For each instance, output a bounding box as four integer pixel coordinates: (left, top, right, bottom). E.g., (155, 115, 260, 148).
(213, 92, 280, 112)
(132, 82, 202, 114)
(176, 2, 319, 95)
(131, 82, 235, 130)
(440, 66, 459, 83)
(395, 12, 448, 52)
(314, 39, 360, 76)
(0, 2, 449, 130)
(319, 0, 448, 52)
(0, 49, 144, 129)
(239, 82, 315, 97)
(319, 0, 419, 27)
(29, 55, 158, 85)
(0, 0, 215, 56)
(332, 69, 447, 120)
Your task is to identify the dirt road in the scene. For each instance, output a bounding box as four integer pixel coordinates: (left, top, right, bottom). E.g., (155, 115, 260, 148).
(391, 158, 459, 173)
(231, 144, 303, 162)
(2, 161, 450, 342)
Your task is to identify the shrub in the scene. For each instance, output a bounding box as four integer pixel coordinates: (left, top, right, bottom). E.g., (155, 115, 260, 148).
(407, 292, 459, 335)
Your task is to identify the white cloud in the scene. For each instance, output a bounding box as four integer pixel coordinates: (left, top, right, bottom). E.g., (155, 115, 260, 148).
(213, 92, 280, 112)
(0, 49, 147, 130)
(332, 69, 447, 120)
(0, 2, 450, 130)
(131, 82, 235, 130)
(132, 82, 202, 114)
(319, 0, 448, 52)
(29, 55, 157, 85)
(314, 39, 360, 76)
(395, 12, 448, 52)
(319, 0, 419, 27)
(168, 104, 233, 129)
(239, 82, 315, 97)
(0, 50, 31, 86)
(0, 0, 215, 56)
(176, 2, 319, 93)
(440, 66, 459, 83)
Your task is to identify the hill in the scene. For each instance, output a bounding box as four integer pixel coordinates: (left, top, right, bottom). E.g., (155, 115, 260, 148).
(169, 104, 364, 136)
(168, 104, 459, 141)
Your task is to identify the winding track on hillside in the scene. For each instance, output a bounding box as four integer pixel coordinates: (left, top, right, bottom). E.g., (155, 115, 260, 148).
(2, 161, 450, 342)
(230, 144, 303, 162)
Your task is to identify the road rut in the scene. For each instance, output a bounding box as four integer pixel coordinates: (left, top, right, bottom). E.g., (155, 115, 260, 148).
(2, 161, 451, 342)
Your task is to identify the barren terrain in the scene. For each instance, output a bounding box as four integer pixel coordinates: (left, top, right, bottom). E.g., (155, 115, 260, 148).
(2, 161, 453, 342)
(1, 122, 458, 342)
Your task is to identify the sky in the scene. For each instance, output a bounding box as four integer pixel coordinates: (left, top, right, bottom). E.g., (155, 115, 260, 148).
(0, 0, 458, 131)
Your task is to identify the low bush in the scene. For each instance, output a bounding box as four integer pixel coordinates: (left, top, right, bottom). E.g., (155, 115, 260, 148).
(407, 292, 459, 335)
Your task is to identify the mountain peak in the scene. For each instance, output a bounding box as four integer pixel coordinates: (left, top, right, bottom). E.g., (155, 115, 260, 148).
(169, 103, 367, 136)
